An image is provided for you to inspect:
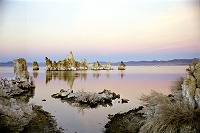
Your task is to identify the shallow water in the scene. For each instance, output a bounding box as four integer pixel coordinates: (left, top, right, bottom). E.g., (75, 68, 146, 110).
(0, 66, 187, 133)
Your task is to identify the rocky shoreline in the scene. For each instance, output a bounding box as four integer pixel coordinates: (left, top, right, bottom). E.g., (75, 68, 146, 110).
(105, 106, 144, 133)
(104, 60, 200, 133)
(0, 58, 62, 133)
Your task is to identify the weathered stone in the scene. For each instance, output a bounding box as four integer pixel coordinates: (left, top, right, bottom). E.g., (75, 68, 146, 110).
(195, 88, 200, 109)
(0, 97, 34, 132)
(182, 75, 197, 108)
(45, 57, 52, 71)
(122, 98, 129, 103)
(46, 51, 88, 71)
(13, 58, 29, 80)
(51, 89, 120, 108)
(118, 61, 126, 70)
(90, 61, 113, 70)
(32, 61, 39, 70)
(1, 59, 35, 97)
(194, 61, 200, 88)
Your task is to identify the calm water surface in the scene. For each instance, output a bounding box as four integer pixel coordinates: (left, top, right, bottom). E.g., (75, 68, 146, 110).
(0, 66, 187, 133)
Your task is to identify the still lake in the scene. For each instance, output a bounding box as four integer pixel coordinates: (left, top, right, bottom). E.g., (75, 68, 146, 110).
(0, 66, 188, 133)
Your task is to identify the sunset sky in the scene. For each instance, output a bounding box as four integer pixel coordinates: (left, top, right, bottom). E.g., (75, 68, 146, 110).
(0, 0, 200, 62)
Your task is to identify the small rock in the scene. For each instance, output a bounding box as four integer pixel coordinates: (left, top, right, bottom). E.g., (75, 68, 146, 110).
(108, 114, 113, 119)
(122, 98, 129, 103)
(42, 99, 46, 101)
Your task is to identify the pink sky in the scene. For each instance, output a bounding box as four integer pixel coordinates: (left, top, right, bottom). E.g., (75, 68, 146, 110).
(0, 0, 199, 62)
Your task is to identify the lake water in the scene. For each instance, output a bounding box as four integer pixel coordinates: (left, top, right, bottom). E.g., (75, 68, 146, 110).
(0, 66, 188, 133)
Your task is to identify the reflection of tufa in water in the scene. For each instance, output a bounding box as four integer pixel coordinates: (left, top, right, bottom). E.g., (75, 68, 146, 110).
(46, 71, 87, 89)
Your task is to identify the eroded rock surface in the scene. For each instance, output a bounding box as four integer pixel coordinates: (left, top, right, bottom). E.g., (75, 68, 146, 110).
(52, 89, 120, 108)
(182, 61, 200, 109)
(13, 58, 29, 80)
(32, 61, 39, 70)
(90, 61, 113, 70)
(0, 58, 61, 133)
(46, 51, 88, 71)
(118, 61, 126, 70)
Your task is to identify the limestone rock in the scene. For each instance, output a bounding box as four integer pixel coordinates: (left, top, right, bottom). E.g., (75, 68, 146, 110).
(51, 89, 120, 108)
(45, 51, 88, 71)
(45, 57, 52, 71)
(182, 75, 197, 108)
(0, 97, 33, 132)
(52, 61, 58, 70)
(118, 61, 126, 70)
(195, 88, 200, 109)
(194, 61, 200, 88)
(105, 62, 112, 70)
(91, 61, 103, 70)
(13, 58, 29, 80)
(32, 61, 39, 70)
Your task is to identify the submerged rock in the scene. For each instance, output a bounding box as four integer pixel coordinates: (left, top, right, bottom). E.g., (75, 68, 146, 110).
(52, 89, 120, 108)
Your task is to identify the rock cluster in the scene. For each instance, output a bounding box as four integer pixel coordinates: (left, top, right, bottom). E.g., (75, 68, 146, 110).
(0, 59, 36, 132)
(0, 78, 35, 97)
(52, 89, 120, 108)
(0, 58, 61, 132)
(32, 61, 39, 70)
(0, 58, 35, 97)
(118, 61, 126, 70)
(46, 51, 88, 71)
(182, 60, 200, 109)
(90, 61, 113, 70)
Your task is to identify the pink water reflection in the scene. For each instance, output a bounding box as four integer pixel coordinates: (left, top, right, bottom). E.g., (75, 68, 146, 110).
(0, 66, 188, 133)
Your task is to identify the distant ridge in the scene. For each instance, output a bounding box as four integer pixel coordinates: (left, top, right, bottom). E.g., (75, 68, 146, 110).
(0, 59, 197, 67)
(0, 61, 43, 67)
(115, 59, 194, 66)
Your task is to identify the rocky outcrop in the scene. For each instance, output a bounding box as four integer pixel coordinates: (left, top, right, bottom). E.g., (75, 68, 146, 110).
(0, 58, 61, 133)
(194, 61, 200, 88)
(13, 58, 29, 80)
(0, 59, 35, 132)
(52, 89, 120, 108)
(46, 51, 88, 71)
(182, 61, 200, 109)
(45, 57, 52, 71)
(0, 78, 35, 97)
(105, 106, 144, 133)
(91, 61, 103, 70)
(32, 61, 39, 70)
(1, 58, 35, 97)
(90, 61, 113, 70)
(118, 61, 126, 70)
(0, 97, 34, 132)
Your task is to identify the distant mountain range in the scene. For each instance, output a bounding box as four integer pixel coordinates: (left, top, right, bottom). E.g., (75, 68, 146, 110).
(0, 59, 196, 67)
